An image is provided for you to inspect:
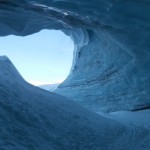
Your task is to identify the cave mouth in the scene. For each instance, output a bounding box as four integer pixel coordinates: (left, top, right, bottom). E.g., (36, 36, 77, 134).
(0, 29, 74, 86)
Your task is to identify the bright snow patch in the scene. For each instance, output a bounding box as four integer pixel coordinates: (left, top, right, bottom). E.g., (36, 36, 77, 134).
(38, 83, 60, 91)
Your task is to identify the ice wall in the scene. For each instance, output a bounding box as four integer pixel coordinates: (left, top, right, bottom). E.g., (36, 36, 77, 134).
(1, 57, 150, 150)
(0, 0, 150, 112)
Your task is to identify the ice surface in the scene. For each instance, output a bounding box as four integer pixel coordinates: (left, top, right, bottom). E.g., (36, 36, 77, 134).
(0, 1, 150, 148)
(0, 0, 149, 112)
(0, 56, 149, 149)
(110, 110, 150, 128)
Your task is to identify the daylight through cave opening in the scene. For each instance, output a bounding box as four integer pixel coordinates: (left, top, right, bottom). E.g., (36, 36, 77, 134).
(0, 29, 74, 87)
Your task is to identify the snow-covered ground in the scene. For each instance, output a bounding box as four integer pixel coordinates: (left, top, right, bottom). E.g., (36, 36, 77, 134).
(38, 83, 60, 91)
(0, 56, 150, 149)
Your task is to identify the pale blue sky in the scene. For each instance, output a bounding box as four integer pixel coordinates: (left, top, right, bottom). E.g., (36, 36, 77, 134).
(0, 30, 74, 85)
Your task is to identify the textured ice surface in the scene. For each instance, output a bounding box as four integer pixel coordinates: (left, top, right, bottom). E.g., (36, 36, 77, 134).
(0, 56, 150, 150)
(0, 1, 150, 149)
(0, 0, 150, 110)
(0, 0, 149, 112)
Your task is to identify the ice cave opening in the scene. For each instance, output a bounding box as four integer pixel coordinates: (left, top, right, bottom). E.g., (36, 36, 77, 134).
(0, 1, 150, 149)
(0, 29, 74, 89)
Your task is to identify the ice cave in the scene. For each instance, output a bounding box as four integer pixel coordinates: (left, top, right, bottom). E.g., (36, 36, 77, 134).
(0, 0, 150, 150)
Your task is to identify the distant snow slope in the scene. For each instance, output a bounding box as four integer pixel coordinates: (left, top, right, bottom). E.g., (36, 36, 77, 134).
(0, 56, 150, 150)
(38, 83, 60, 91)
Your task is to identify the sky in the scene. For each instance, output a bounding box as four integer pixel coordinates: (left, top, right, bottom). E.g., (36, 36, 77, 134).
(0, 29, 74, 85)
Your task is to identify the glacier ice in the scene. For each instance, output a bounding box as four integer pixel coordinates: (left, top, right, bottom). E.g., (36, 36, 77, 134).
(0, 1, 150, 149)
(0, 56, 150, 149)
(0, 0, 150, 112)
